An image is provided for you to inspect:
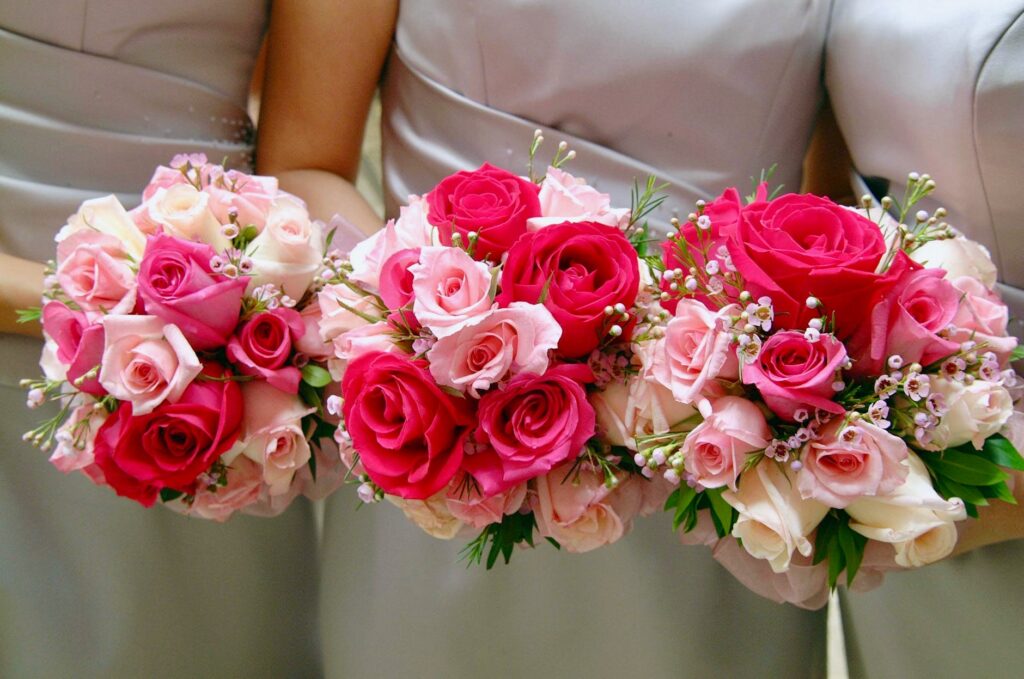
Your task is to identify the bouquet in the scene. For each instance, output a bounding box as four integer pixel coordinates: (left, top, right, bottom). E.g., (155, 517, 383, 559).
(21, 154, 345, 520)
(626, 173, 1024, 606)
(319, 137, 676, 564)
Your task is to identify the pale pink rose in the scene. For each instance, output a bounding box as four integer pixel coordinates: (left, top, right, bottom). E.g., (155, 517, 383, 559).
(248, 196, 325, 299)
(682, 396, 770, 490)
(49, 403, 108, 474)
(141, 165, 190, 201)
(329, 322, 401, 379)
(204, 170, 278, 227)
(387, 493, 464, 539)
(532, 461, 644, 553)
(98, 315, 202, 415)
(798, 419, 909, 508)
(143, 184, 229, 250)
(185, 455, 264, 522)
(723, 462, 830, 573)
(317, 283, 381, 342)
(591, 376, 697, 451)
(349, 195, 437, 289)
(445, 476, 528, 529)
(411, 246, 494, 337)
(1000, 410, 1024, 454)
(57, 195, 146, 261)
(426, 302, 561, 397)
(55, 230, 137, 316)
(846, 452, 967, 568)
(926, 377, 1013, 450)
(294, 299, 334, 360)
(237, 381, 314, 496)
(911, 235, 998, 288)
(652, 299, 740, 406)
(711, 538, 831, 610)
(527, 166, 630, 231)
(948, 276, 1017, 364)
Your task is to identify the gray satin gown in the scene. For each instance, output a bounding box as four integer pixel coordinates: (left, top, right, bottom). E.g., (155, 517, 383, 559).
(827, 3, 1024, 677)
(320, 3, 834, 677)
(0, 4, 320, 677)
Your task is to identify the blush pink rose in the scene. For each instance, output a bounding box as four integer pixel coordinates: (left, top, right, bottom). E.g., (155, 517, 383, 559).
(58, 195, 147, 262)
(349, 195, 436, 289)
(55, 230, 137, 316)
(98, 315, 203, 415)
(798, 419, 909, 508)
(226, 308, 305, 393)
(137, 233, 247, 350)
(591, 376, 697, 451)
(293, 300, 334, 360)
(848, 266, 961, 376)
(185, 454, 264, 522)
(204, 169, 278, 227)
(532, 461, 644, 553)
(317, 283, 381, 342)
(426, 163, 542, 262)
(948, 276, 1017, 364)
(49, 403, 109, 476)
(41, 302, 105, 396)
(247, 196, 325, 299)
(341, 352, 474, 499)
(681, 396, 771, 490)
(410, 246, 494, 337)
(466, 364, 596, 496)
(237, 380, 314, 496)
(445, 476, 528, 529)
(426, 303, 561, 397)
(329, 321, 402, 379)
(652, 299, 740, 405)
(141, 164, 190, 202)
(527, 166, 630, 231)
(742, 330, 847, 421)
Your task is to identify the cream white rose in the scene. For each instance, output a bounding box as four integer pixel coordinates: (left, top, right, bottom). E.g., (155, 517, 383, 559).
(56, 195, 146, 261)
(248, 196, 325, 299)
(911, 235, 998, 289)
(927, 377, 1013, 450)
(144, 184, 229, 250)
(235, 381, 314, 496)
(388, 493, 464, 539)
(592, 376, 697, 451)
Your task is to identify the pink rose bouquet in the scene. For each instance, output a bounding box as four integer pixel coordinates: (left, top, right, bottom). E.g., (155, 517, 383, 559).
(635, 172, 1023, 605)
(324, 140, 675, 564)
(21, 155, 348, 520)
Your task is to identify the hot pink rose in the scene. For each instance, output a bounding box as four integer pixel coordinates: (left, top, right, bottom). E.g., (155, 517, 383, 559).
(848, 266, 961, 376)
(55, 230, 136, 316)
(410, 246, 494, 337)
(682, 396, 771, 490)
(532, 461, 644, 553)
(426, 303, 561, 397)
(41, 302, 105, 396)
(727, 193, 898, 338)
(379, 247, 421, 330)
(798, 419, 909, 508)
(236, 380, 314, 496)
(226, 308, 304, 393)
(742, 330, 847, 421)
(466, 364, 596, 496)
(92, 363, 243, 506)
(426, 163, 541, 261)
(341, 352, 474, 499)
(528, 166, 629, 231)
(497, 221, 640, 358)
(205, 169, 278, 227)
(949, 276, 1017, 364)
(652, 299, 740, 405)
(186, 454, 264, 522)
(445, 476, 528, 529)
(98, 315, 202, 415)
(137, 233, 247, 350)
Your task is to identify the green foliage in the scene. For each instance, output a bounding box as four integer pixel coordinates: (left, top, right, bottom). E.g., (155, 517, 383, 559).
(924, 435, 1023, 516)
(813, 511, 867, 589)
(159, 488, 184, 503)
(664, 485, 737, 538)
(1010, 345, 1024, 362)
(460, 512, 556, 569)
(16, 307, 41, 324)
(300, 364, 332, 388)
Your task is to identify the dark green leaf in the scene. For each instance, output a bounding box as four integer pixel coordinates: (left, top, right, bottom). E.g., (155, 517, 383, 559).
(826, 536, 845, 591)
(301, 364, 332, 388)
(159, 488, 184, 503)
(935, 476, 989, 506)
(813, 513, 838, 566)
(978, 435, 1024, 472)
(979, 481, 1016, 504)
(927, 449, 1008, 486)
(706, 489, 735, 539)
(1010, 345, 1024, 362)
(837, 520, 867, 587)
(307, 452, 318, 482)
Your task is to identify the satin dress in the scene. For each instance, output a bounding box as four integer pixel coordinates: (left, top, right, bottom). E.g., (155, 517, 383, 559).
(827, 2, 1024, 677)
(0, 3, 321, 677)
(319, 2, 837, 677)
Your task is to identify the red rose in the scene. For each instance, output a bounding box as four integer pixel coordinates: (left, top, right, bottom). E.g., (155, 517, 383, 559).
(497, 221, 639, 358)
(465, 364, 596, 497)
(93, 363, 243, 507)
(742, 331, 847, 421)
(41, 301, 105, 397)
(137, 233, 247, 350)
(426, 163, 541, 261)
(727, 194, 891, 338)
(378, 247, 421, 331)
(226, 308, 305, 393)
(341, 352, 473, 499)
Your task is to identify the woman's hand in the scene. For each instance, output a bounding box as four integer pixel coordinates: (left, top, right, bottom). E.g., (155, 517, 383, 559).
(950, 470, 1024, 557)
(0, 253, 45, 338)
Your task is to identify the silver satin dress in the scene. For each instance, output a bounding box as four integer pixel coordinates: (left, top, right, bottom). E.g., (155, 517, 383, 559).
(827, 2, 1024, 677)
(320, 3, 835, 677)
(0, 3, 320, 677)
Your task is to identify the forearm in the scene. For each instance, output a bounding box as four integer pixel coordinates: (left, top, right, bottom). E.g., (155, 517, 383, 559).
(275, 169, 383, 237)
(951, 471, 1024, 556)
(0, 253, 45, 338)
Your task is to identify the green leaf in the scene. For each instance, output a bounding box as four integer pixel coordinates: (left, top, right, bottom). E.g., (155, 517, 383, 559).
(706, 488, 735, 539)
(159, 488, 184, 503)
(837, 520, 867, 587)
(979, 481, 1016, 504)
(299, 381, 323, 412)
(545, 537, 561, 550)
(813, 513, 838, 566)
(16, 307, 41, 324)
(307, 452, 318, 482)
(927, 449, 1008, 486)
(1010, 344, 1024, 362)
(301, 364, 332, 388)
(827, 536, 845, 591)
(977, 435, 1024, 472)
(935, 476, 989, 506)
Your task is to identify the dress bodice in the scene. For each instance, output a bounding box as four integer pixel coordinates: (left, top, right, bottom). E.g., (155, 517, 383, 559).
(383, 0, 833, 228)
(826, 1, 1024, 320)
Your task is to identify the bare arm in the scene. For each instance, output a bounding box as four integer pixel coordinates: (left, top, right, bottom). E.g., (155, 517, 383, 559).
(256, 0, 398, 235)
(0, 253, 45, 338)
(801, 97, 855, 203)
